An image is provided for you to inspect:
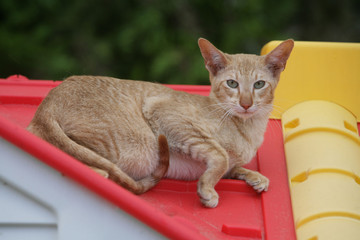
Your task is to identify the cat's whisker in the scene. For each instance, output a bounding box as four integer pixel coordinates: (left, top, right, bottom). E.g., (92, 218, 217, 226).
(202, 102, 231, 110)
(270, 108, 283, 116)
(272, 104, 286, 112)
(267, 119, 284, 140)
(218, 107, 234, 129)
(204, 102, 235, 118)
(207, 106, 227, 116)
(209, 102, 235, 112)
(253, 104, 282, 138)
(255, 105, 273, 118)
(267, 106, 283, 137)
(273, 97, 293, 104)
(268, 104, 287, 119)
(272, 103, 285, 109)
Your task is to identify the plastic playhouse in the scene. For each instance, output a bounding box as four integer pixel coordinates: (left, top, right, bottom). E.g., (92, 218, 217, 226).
(0, 41, 359, 240)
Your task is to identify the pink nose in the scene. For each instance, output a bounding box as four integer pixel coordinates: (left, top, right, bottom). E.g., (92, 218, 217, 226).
(241, 103, 251, 110)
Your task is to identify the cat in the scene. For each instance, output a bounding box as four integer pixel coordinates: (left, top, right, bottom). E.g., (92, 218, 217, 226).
(27, 38, 294, 208)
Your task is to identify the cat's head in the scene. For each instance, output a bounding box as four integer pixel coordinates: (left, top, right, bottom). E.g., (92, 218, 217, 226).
(198, 38, 294, 120)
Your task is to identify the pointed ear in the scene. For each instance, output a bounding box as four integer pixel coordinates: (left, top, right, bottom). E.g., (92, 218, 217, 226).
(265, 39, 294, 76)
(198, 38, 228, 76)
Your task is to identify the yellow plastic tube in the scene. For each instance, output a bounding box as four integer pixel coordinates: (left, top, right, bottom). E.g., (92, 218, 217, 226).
(282, 100, 360, 240)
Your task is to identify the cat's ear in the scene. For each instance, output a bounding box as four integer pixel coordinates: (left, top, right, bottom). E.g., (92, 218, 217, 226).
(198, 38, 228, 76)
(265, 39, 294, 76)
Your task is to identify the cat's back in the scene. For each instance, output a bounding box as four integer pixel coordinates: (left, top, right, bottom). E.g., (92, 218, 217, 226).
(40, 76, 170, 113)
(52, 75, 168, 101)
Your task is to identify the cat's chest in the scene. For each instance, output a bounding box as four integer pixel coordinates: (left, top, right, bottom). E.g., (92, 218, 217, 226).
(221, 122, 266, 165)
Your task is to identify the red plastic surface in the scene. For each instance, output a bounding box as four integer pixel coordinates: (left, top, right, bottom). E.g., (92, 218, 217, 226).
(0, 75, 297, 240)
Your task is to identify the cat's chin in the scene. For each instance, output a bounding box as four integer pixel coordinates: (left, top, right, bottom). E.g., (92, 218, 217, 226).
(234, 111, 256, 120)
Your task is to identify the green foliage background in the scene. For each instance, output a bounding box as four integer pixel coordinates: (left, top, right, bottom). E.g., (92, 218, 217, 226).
(1, 0, 359, 84)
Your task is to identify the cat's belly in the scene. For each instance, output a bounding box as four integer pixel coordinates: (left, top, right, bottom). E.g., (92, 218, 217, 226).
(165, 152, 206, 181)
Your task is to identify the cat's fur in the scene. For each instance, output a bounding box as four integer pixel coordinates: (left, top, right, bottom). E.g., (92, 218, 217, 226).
(27, 38, 294, 208)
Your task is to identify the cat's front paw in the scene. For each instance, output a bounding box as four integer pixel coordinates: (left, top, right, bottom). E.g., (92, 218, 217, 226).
(245, 172, 269, 193)
(197, 187, 219, 208)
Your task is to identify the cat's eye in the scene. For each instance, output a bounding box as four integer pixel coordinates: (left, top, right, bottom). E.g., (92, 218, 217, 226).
(254, 80, 266, 89)
(226, 80, 239, 88)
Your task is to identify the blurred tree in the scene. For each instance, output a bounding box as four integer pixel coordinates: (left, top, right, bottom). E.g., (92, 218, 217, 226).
(0, 0, 359, 84)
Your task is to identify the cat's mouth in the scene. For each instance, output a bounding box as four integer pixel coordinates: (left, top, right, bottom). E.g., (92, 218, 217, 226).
(233, 107, 257, 119)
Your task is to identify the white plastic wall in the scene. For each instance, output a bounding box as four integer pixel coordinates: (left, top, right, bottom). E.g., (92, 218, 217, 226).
(0, 137, 165, 240)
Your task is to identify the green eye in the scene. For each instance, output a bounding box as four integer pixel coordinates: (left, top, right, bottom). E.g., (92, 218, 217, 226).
(226, 80, 239, 88)
(254, 80, 265, 89)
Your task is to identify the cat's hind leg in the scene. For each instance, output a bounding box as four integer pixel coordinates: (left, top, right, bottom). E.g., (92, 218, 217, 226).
(86, 134, 169, 193)
(28, 120, 169, 194)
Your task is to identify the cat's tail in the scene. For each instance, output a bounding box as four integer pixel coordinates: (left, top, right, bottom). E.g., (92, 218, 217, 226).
(27, 120, 169, 194)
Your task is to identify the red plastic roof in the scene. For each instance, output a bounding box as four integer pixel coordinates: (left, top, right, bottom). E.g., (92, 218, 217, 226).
(0, 75, 296, 240)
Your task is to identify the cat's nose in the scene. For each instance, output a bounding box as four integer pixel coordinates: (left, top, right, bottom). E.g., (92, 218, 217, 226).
(240, 103, 252, 110)
(240, 95, 253, 111)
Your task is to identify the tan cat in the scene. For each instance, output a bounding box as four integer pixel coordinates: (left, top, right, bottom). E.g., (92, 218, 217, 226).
(27, 38, 294, 208)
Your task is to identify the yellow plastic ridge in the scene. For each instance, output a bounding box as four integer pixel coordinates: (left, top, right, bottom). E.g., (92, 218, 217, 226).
(284, 125, 360, 145)
(296, 211, 360, 229)
(290, 168, 360, 185)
